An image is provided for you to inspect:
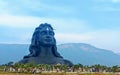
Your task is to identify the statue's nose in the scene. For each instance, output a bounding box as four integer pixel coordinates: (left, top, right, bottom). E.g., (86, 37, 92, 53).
(46, 34, 51, 39)
(46, 35, 50, 38)
(46, 31, 51, 36)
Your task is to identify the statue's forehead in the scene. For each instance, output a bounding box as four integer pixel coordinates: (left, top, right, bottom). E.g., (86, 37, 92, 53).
(40, 26, 53, 31)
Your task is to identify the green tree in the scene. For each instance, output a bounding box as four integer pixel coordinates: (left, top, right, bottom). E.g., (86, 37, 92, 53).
(111, 65, 120, 72)
(73, 64, 81, 72)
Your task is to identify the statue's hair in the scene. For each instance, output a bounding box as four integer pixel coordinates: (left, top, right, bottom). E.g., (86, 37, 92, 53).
(29, 23, 63, 58)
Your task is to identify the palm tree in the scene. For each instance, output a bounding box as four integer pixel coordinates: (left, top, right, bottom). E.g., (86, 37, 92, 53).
(23, 62, 35, 73)
(60, 65, 69, 72)
(0, 65, 7, 72)
(100, 65, 107, 72)
(73, 64, 81, 72)
(13, 63, 21, 72)
(83, 65, 90, 72)
(111, 65, 120, 72)
(92, 64, 101, 72)
(78, 63, 83, 72)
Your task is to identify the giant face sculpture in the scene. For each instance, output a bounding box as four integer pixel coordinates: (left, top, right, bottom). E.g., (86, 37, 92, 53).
(20, 23, 73, 67)
(38, 26, 55, 47)
(26, 23, 62, 58)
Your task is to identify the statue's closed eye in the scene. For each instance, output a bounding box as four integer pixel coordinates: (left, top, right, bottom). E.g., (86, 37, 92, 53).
(41, 31, 47, 35)
(40, 31, 54, 36)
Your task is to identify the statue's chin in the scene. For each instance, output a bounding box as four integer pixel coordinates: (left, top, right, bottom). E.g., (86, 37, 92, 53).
(40, 42, 54, 47)
(43, 44, 53, 47)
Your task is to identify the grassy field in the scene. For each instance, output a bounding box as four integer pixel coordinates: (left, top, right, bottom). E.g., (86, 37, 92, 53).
(0, 72, 117, 75)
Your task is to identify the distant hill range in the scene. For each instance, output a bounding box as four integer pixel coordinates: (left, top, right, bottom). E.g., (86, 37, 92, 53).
(0, 43, 120, 66)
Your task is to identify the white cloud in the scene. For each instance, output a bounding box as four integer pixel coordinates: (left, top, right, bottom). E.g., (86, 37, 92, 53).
(93, 0, 120, 3)
(0, 14, 91, 43)
(55, 33, 93, 44)
(0, 13, 120, 53)
(0, 0, 120, 54)
(92, 0, 120, 11)
(0, 14, 89, 32)
(93, 6, 120, 11)
(0, 14, 40, 27)
(55, 29, 120, 53)
(0, 0, 73, 16)
(89, 30, 120, 51)
(0, 0, 6, 7)
(112, 0, 120, 3)
(105, 7, 120, 11)
(2, 29, 120, 53)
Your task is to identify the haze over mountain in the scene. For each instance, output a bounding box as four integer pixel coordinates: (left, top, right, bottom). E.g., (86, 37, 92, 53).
(0, 43, 120, 66)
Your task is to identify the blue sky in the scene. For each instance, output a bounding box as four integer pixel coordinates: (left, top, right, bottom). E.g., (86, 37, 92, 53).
(0, 0, 120, 53)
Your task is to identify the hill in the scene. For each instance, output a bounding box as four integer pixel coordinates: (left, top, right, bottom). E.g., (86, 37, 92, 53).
(0, 44, 29, 65)
(0, 43, 120, 66)
(57, 43, 120, 66)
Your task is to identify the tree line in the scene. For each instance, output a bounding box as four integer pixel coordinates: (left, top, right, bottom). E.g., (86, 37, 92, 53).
(0, 62, 120, 74)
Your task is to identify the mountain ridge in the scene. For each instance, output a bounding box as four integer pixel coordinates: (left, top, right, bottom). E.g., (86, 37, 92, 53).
(0, 43, 119, 66)
(57, 43, 120, 66)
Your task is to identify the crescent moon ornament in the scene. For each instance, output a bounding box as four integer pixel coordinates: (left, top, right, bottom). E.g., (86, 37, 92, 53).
(46, 27, 49, 31)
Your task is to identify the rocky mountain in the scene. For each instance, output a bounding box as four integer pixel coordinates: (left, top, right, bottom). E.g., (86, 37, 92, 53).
(0, 43, 120, 66)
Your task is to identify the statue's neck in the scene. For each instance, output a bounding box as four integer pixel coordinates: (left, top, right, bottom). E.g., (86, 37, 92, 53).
(39, 46, 53, 57)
